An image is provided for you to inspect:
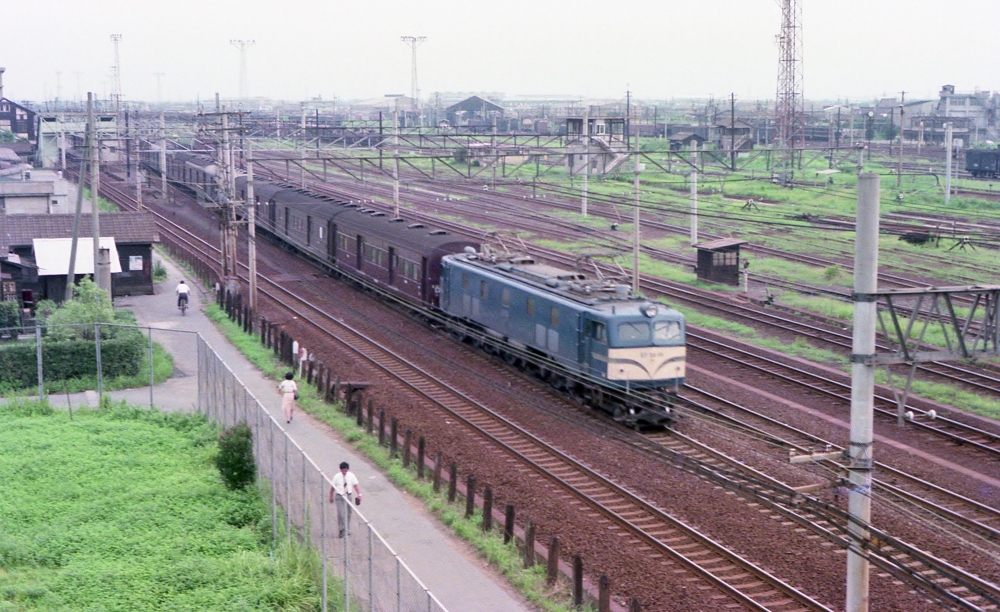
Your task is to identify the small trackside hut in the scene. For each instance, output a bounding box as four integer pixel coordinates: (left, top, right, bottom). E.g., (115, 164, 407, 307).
(694, 238, 747, 286)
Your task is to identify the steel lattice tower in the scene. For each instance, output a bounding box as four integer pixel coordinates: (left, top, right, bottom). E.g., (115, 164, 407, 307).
(110, 34, 123, 113)
(401, 36, 426, 110)
(231, 40, 255, 102)
(774, 0, 804, 157)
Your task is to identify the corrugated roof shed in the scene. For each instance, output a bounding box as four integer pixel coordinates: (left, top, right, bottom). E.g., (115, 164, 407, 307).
(0, 212, 159, 251)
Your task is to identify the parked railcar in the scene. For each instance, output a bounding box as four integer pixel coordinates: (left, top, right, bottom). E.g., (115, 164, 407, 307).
(966, 148, 1000, 178)
(440, 251, 685, 425)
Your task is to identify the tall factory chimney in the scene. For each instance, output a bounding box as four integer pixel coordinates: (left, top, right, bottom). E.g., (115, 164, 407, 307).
(0, 67, 5, 99)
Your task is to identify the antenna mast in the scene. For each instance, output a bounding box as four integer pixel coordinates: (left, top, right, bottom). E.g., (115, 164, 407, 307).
(774, 0, 803, 177)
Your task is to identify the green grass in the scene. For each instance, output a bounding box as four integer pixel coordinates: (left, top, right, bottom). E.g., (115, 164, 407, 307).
(204, 303, 592, 612)
(0, 398, 321, 611)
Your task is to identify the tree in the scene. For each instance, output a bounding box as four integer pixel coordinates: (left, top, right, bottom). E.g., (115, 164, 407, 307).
(45, 278, 116, 340)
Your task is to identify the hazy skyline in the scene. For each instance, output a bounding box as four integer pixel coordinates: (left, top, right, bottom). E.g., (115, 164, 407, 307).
(4, 0, 999, 105)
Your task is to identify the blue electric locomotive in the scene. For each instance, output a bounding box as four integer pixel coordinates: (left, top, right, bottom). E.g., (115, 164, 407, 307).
(440, 250, 685, 426)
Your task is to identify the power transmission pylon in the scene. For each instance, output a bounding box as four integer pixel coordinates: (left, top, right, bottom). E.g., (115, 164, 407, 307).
(230, 40, 255, 103)
(110, 34, 123, 114)
(400, 36, 426, 112)
(774, 0, 803, 181)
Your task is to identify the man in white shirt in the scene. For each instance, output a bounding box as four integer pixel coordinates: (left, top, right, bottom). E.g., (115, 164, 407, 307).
(175, 280, 190, 308)
(329, 461, 362, 537)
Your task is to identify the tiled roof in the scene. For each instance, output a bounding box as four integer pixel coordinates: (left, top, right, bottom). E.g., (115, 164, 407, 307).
(0, 212, 159, 251)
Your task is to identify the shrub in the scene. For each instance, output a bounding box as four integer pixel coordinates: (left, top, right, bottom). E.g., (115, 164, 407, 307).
(46, 278, 116, 340)
(214, 422, 256, 490)
(0, 301, 21, 340)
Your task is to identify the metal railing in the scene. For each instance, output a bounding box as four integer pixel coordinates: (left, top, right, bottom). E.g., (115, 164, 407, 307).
(196, 334, 448, 612)
(0, 322, 447, 612)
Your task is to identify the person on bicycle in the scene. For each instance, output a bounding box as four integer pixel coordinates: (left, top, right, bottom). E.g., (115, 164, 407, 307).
(175, 280, 190, 309)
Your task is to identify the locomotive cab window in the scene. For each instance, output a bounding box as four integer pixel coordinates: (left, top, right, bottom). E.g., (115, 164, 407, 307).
(618, 321, 650, 343)
(550, 307, 559, 327)
(589, 321, 606, 343)
(480, 280, 488, 298)
(501, 288, 510, 307)
(461, 274, 469, 290)
(526, 297, 535, 317)
(654, 321, 681, 342)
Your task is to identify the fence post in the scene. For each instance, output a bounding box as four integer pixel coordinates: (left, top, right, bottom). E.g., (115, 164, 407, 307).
(301, 449, 308, 540)
(417, 437, 425, 479)
(146, 326, 154, 408)
(315, 362, 324, 392)
(285, 435, 291, 538)
(573, 555, 584, 608)
(504, 504, 515, 544)
(524, 520, 535, 568)
(402, 429, 412, 467)
(433, 451, 442, 493)
(390, 418, 398, 457)
(270, 420, 277, 544)
(599, 575, 611, 612)
(35, 324, 43, 401)
(465, 475, 476, 518)
(629, 598, 641, 612)
(333, 376, 341, 403)
(482, 487, 493, 531)
(356, 399, 364, 427)
(366, 399, 374, 435)
(94, 323, 103, 399)
(378, 409, 386, 446)
(547, 537, 559, 585)
(320, 474, 328, 611)
(448, 462, 457, 503)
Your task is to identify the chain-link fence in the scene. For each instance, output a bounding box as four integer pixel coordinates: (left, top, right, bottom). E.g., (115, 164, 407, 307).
(196, 334, 449, 612)
(0, 322, 447, 612)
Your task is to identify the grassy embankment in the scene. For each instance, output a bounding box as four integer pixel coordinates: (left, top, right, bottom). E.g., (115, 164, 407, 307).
(0, 398, 321, 611)
(204, 303, 592, 612)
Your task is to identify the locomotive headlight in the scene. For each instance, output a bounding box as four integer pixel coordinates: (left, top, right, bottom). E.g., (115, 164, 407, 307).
(643, 303, 658, 318)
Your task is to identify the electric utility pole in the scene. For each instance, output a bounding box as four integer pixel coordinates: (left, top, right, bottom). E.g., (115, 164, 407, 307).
(633, 131, 641, 294)
(400, 36, 426, 112)
(231, 40, 255, 103)
(897, 91, 905, 189)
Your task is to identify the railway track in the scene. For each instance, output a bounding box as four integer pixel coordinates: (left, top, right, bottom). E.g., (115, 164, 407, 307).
(99, 179, 834, 611)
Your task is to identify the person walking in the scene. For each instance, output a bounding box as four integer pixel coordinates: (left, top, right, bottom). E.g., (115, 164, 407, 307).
(278, 372, 298, 424)
(330, 461, 362, 538)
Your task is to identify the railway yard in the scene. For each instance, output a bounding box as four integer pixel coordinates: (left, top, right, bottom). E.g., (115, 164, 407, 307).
(63, 131, 998, 612)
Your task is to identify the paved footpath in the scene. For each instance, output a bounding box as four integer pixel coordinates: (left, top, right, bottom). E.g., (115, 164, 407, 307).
(46, 257, 534, 612)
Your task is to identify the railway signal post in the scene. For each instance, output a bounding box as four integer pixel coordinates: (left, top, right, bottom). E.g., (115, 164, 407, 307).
(846, 173, 880, 612)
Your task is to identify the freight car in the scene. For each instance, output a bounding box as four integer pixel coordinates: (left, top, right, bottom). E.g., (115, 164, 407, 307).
(966, 148, 1000, 178)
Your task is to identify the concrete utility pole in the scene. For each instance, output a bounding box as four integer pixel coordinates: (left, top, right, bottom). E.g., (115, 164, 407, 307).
(65, 93, 92, 302)
(897, 91, 905, 189)
(581, 109, 589, 217)
(633, 131, 641, 294)
(944, 123, 953, 205)
(231, 40, 255, 102)
(159, 111, 167, 196)
(90, 94, 104, 292)
(400, 36, 426, 112)
(690, 141, 698, 246)
(393, 108, 400, 218)
(246, 144, 257, 312)
(846, 173, 880, 612)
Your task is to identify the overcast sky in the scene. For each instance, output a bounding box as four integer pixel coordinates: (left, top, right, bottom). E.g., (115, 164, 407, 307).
(3, 0, 999, 105)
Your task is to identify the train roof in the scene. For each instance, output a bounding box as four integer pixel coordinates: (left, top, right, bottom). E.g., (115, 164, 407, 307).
(448, 251, 683, 318)
(239, 177, 479, 253)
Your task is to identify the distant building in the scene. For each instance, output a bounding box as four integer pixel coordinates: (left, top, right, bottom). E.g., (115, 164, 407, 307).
(564, 115, 630, 175)
(713, 118, 754, 151)
(0, 168, 77, 214)
(445, 96, 504, 127)
(0, 68, 37, 142)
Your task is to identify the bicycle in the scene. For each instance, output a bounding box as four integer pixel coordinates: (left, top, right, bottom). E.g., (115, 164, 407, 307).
(178, 294, 189, 315)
